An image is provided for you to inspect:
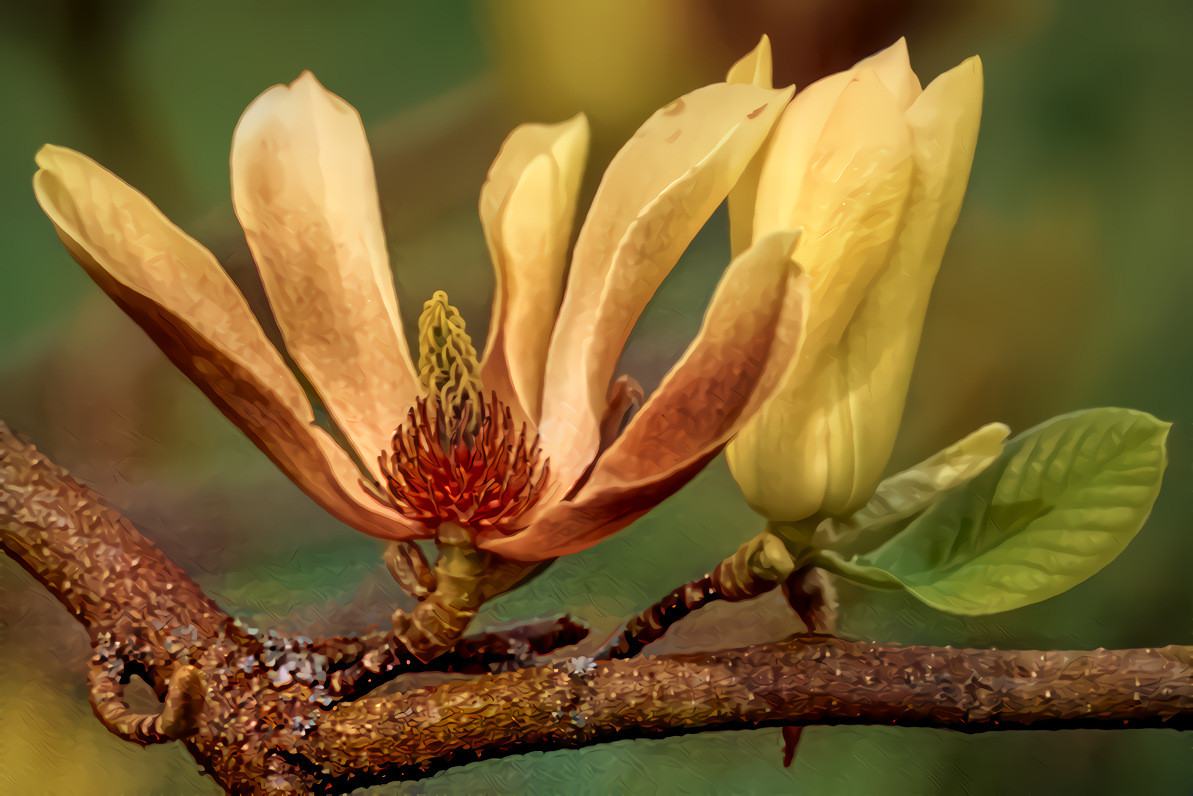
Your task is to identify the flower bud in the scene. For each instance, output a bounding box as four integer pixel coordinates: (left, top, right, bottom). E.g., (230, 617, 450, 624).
(726, 38, 984, 522)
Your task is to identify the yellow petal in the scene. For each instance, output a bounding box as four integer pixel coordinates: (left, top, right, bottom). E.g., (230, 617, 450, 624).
(33, 145, 422, 540)
(726, 34, 773, 87)
(482, 231, 808, 560)
(820, 56, 983, 516)
(726, 35, 779, 259)
(760, 67, 915, 359)
(231, 72, 418, 480)
(479, 115, 589, 421)
(727, 374, 832, 522)
(539, 79, 794, 496)
(729, 69, 917, 521)
(749, 69, 854, 239)
(853, 38, 922, 111)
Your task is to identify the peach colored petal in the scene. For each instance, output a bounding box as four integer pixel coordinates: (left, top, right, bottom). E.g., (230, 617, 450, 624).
(231, 72, 418, 481)
(726, 35, 778, 259)
(33, 145, 423, 541)
(538, 80, 794, 497)
(563, 374, 646, 502)
(595, 374, 644, 466)
(482, 230, 807, 560)
(479, 115, 589, 421)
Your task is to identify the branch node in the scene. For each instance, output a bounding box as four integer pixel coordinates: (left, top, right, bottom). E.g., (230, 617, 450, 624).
(88, 659, 206, 745)
(158, 665, 206, 738)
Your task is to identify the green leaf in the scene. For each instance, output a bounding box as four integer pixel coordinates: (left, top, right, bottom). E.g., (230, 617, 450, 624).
(828, 408, 1169, 615)
(812, 422, 1011, 556)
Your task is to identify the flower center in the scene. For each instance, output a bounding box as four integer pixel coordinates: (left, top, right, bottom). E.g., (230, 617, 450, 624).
(379, 291, 549, 534)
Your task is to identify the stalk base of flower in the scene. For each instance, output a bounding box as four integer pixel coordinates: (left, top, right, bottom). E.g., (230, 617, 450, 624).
(394, 524, 541, 662)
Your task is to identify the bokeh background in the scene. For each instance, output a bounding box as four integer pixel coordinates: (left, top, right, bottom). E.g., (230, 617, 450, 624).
(1, 0, 1190, 793)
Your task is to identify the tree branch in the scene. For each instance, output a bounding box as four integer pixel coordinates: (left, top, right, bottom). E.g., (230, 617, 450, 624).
(3, 419, 1191, 796)
(302, 637, 1193, 790)
(0, 422, 241, 684)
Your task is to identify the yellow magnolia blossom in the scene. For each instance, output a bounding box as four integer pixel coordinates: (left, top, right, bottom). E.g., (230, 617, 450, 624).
(726, 38, 984, 522)
(34, 70, 807, 562)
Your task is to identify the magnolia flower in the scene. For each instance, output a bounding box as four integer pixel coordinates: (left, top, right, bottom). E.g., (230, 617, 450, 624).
(725, 37, 984, 522)
(34, 71, 807, 563)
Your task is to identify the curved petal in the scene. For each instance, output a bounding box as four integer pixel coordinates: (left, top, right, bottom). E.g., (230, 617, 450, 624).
(726, 33, 773, 87)
(33, 145, 423, 541)
(479, 115, 589, 421)
(757, 67, 914, 358)
(483, 230, 808, 560)
(726, 35, 777, 259)
(231, 72, 418, 481)
(538, 80, 795, 496)
(727, 69, 917, 522)
(819, 56, 984, 515)
(751, 35, 921, 256)
(728, 58, 982, 522)
(749, 69, 853, 239)
(854, 38, 922, 111)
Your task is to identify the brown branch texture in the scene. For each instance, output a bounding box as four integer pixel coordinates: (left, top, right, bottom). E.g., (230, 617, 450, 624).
(2, 421, 1191, 794)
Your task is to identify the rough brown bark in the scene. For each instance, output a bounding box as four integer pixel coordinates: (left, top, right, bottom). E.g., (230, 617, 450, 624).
(3, 420, 1191, 795)
(306, 638, 1193, 790)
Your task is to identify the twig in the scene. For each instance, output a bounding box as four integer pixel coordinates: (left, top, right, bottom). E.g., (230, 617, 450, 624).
(440, 615, 591, 672)
(315, 614, 591, 699)
(601, 541, 789, 658)
(601, 574, 725, 659)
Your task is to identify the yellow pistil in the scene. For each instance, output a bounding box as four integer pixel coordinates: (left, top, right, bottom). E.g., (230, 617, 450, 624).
(417, 290, 483, 436)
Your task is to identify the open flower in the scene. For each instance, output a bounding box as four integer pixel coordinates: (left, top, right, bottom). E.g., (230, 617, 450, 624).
(34, 70, 807, 563)
(725, 38, 984, 522)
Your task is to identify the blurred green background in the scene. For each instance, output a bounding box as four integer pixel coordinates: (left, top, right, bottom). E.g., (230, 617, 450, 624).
(1, 0, 1190, 793)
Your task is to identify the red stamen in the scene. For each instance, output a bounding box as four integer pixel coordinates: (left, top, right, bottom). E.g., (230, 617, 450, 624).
(378, 392, 549, 535)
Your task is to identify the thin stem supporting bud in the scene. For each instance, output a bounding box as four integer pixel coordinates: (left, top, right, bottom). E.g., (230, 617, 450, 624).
(601, 530, 809, 659)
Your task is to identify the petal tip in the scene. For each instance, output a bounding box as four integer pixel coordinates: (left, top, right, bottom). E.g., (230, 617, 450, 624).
(979, 421, 1013, 444)
(950, 55, 984, 85)
(290, 70, 338, 103)
(34, 143, 75, 172)
(728, 34, 775, 88)
(560, 112, 592, 149)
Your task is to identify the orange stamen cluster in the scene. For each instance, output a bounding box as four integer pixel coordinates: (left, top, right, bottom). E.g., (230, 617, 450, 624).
(379, 391, 549, 534)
